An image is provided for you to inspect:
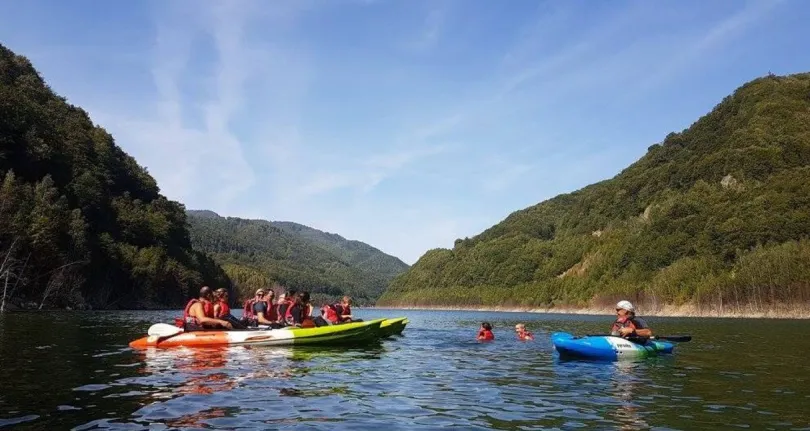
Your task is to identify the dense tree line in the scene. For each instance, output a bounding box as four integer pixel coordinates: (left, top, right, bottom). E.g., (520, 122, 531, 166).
(379, 72, 810, 313)
(0, 44, 229, 310)
(187, 211, 409, 305)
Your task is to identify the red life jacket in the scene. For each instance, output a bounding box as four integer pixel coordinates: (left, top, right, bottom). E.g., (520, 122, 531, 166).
(321, 303, 348, 324)
(182, 299, 214, 326)
(517, 330, 534, 341)
(611, 316, 633, 334)
(283, 301, 298, 326)
(276, 299, 292, 322)
(243, 299, 256, 319)
(244, 299, 275, 321)
(215, 300, 230, 318)
(477, 329, 494, 341)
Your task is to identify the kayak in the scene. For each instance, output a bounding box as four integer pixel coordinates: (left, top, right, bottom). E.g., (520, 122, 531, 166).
(379, 317, 409, 337)
(129, 318, 385, 349)
(551, 332, 675, 360)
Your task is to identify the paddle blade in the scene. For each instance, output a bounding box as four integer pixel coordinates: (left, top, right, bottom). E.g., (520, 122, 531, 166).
(148, 323, 183, 337)
(585, 333, 693, 342)
(656, 335, 692, 342)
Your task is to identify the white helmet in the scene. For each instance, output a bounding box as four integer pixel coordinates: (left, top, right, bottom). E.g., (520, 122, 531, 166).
(616, 300, 635, 312)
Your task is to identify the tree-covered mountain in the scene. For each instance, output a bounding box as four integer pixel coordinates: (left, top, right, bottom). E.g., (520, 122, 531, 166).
(378, 72, 810, 313)
(0, 44, 228, 310)
(186, 211, 409, 305)
(272, 221, 408, 281)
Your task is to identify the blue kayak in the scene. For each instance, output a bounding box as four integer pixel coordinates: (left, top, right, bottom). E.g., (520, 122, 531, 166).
(551, 332, 675, 360)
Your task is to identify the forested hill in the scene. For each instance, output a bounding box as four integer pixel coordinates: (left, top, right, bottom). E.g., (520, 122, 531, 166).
(186, 211, 409, 305)
(378, 72, 810, 313)
(271, 221, 409, 281)
(0, 44, 228, 310)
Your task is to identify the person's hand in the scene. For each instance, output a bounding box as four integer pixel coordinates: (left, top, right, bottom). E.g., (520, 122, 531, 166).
(222, 321, 233, 329)
(619, 327, 634, 336)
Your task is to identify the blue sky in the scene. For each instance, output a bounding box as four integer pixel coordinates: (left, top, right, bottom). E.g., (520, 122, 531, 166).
(1, 0, 809, 264)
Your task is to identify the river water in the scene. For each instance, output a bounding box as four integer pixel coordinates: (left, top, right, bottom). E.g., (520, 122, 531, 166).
(0, 309, 809, 430)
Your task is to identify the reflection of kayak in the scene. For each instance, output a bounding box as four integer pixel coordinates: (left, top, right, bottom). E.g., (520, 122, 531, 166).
(130, 319, 385, 349)
(551, 332, 674, 360)
(380, 317, 409, 337)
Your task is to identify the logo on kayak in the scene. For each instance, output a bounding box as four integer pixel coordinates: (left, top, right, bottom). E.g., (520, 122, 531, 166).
(246, 334, 276, 342)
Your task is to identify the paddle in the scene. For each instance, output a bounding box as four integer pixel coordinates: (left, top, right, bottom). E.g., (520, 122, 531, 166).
(147, 323, 184, 341)
(586, 334, 692, 342)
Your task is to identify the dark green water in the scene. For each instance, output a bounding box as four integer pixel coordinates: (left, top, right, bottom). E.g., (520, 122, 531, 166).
(0, 309, 809, 430)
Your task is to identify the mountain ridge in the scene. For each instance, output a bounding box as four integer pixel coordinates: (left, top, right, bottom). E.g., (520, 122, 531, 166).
(378, 71, 810, 314)
(186, 210, 409, 304)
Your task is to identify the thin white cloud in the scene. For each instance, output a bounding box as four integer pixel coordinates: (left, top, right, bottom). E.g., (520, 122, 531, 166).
(628, 0, 786, 98)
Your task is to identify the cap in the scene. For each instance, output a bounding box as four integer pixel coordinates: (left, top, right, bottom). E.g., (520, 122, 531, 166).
(255, 288, 266, 295)
(616, 300, 635, 312)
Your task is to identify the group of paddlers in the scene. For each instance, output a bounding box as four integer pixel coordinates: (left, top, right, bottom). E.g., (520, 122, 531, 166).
(178, 286, 357, 331)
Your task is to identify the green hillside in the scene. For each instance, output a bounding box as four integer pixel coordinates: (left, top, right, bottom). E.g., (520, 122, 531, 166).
(378, 72, 810, 313)
(0, 44, 228, 310)
(272, 221, 408, 281)
(187, 211, 409, 305)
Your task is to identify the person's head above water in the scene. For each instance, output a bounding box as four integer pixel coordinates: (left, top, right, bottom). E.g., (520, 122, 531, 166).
(481, 322, 492, 331)
(515, 323, 526, 332)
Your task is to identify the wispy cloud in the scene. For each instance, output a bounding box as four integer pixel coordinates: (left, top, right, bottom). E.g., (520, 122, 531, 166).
(627, 0, 786, 98)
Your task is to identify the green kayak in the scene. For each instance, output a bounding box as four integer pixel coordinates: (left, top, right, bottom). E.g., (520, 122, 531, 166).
(379, 317, 409, 337)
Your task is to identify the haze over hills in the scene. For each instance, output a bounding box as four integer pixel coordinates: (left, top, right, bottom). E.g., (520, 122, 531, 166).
(378, 72, 810, 315)
(186, 210, 409, 305)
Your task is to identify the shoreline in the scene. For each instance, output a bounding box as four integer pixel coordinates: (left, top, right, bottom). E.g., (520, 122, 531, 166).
(368, 304, 810, 319)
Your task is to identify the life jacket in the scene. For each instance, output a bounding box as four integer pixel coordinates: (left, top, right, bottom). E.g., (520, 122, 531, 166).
(215, 300, 230, 318)
(611, 316, 641, 335)
(243, 299, 257, 319)
(284, 301, 300, 326)
(321, 304, 341, 324)
(276, 299, 292, 322)
(181, 298, 214, 326)
(477, 329, 494, 341)
(517, 330, 534, 341)
(244, 298, 275, 322)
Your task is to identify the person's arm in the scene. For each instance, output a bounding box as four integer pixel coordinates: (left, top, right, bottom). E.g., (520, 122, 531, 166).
(619, 317, 652, 337)
(255, 303, 274, 325)
(213, 303, 222, 318)
(190, 303, 232, 329)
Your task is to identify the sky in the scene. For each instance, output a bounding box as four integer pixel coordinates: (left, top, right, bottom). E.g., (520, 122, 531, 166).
(1, 0, 809, 264)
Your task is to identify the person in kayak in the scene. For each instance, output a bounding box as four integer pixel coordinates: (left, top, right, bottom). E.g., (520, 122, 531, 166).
(515, 323, 534, 341)
(183, 286, 232, 331)
(611, 300, 652, 339)
(242, 289, 277, 327)
(477, 322, 494, 341)
(281, 291, 307, 327)
(320, 296, 359, 325)
(213, 288, 245, 329)
(299, 292, 317, 327)
(277, 289, 296, 323)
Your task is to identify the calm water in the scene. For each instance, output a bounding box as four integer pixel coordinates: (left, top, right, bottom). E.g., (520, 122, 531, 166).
(1, 309, 809, 430)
